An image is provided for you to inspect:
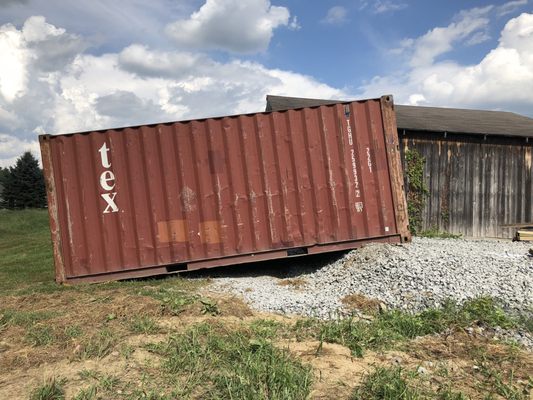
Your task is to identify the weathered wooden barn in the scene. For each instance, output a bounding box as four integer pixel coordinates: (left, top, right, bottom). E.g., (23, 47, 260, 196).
(266, 95, 533, 238)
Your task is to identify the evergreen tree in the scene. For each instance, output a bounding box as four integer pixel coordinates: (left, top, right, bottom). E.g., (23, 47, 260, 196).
(1, 152, 46, 209)
(0, 167, 8, 207)
(0, 166, 8, 186)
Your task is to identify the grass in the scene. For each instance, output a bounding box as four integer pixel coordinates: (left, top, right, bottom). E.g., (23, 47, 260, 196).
(293, 297, 522, 357)
(418, 227, 462, 239)
(0, 309, 58, 328)
(25, 324, 55, 346)
(2, 209, 533, 399)
(29, 377, 66, 400)
(129, 316, 160, 334)
(78, 328, 117, 359)
(145, 285, 199, 312)
(72, 385, 97, 400)
(351, 367, 469, 400)
(0, 209, 58, 294)
(351, 367, 423, 399)
(147, 322, 312, 399)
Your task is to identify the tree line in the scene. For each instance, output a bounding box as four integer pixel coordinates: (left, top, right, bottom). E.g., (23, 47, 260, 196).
(0, 152, 47, 209)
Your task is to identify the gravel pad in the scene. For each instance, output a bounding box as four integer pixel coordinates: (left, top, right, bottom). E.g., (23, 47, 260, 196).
(207, 237, 533, 319)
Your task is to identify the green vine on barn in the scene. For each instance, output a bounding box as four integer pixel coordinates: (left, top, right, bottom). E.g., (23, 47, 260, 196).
(405, 148, 429, 235)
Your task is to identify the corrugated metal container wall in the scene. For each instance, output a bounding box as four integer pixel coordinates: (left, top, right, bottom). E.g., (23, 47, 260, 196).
(40, 95, 410, 283)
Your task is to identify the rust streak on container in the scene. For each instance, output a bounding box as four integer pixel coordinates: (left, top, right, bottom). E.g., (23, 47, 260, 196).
(39, 135, 66, 283)
(380, 95, 411, 241)
(40, 95, 410, 284)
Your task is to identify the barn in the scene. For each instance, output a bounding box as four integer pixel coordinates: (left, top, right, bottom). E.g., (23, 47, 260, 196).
(266, 95, 533, 238)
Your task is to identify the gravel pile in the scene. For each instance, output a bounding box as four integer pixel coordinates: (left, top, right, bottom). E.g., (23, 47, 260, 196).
(207, 237, 532, 319)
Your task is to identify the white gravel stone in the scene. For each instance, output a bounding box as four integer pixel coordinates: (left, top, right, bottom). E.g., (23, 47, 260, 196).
(206, 237, 533, 320)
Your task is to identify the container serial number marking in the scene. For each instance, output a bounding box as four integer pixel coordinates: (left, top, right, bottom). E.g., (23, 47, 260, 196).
(346, 117, 363, 212)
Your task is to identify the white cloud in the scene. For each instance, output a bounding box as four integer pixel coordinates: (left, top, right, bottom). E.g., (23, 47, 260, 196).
(399, 6, 493, 67)
(0, 23, 30, 101)
(165, 0, 290, 53)
(465, 30, 491, 46)
(0, 15, 345, 166)
(497, 0, 528, 16)
(0, 133, 40, 167)
(23, 16, 85, 72)
(373, 0, 407, 14)
(359, 0, 407, 14)
(288, 16, 301, 30)
(322, 6, 348, 25)
(21, 15, 64, 41)
(359, 12, 533, 115)
(118, 44, 203, 79)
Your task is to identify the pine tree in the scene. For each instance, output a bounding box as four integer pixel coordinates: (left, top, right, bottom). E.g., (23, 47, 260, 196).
(1, 152, 46, 209)
(0, 167, 9, 207)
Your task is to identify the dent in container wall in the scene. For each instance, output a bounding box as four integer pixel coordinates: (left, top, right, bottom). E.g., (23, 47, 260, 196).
(40, 95, 410, 284)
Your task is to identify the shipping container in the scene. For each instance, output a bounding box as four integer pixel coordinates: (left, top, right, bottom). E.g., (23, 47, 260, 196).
(40, 95, 410, 284)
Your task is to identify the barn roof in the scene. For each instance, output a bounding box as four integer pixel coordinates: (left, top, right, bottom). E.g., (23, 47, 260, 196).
(265, 95, 533, 138)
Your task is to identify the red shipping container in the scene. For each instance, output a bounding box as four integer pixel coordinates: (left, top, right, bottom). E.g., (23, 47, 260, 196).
(40, 95, 410, 283)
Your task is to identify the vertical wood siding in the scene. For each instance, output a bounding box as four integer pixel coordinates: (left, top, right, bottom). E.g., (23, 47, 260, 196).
(401, 131, 533, 238)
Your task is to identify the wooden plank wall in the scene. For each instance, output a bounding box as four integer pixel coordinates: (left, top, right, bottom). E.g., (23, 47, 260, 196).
(400, 131, 533, 238)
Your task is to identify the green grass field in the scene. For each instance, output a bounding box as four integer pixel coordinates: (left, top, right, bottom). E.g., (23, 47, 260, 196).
(1, 209, 532, 399)
(0, 209, 56, 293)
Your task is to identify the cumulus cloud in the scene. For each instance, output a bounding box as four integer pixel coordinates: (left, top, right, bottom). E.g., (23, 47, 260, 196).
(0, 133, 40, 167)
(23, 16, 86, 72)
(118, 44, 203, 79)
(0, 23, 29, 102)
(0, 15, 344, 166)
(359, 12, 533, 115)
(165, 0, 290, 53)
(322, 6, 348, 25)
(0, 15, 84, 104)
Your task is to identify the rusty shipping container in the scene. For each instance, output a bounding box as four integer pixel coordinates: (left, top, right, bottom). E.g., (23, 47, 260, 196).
(40, 95, 410, 284)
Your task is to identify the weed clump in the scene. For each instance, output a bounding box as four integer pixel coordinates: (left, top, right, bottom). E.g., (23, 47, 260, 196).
(148, 322, 312, 399)
(351, 367, 469, 400)
(30, 377, 66, 400)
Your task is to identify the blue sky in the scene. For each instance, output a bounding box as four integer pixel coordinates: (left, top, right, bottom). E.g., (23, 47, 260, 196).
(0, 0, 532, 166)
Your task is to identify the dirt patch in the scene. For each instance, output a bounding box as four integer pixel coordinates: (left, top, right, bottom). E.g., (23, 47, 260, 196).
(277, 277, 308, 290)
(341, 293, 382, 314)
(285, 341, 376, 398)
(281, 340, 376, 399)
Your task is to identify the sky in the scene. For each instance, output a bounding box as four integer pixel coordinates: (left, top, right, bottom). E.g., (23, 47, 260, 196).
(0, 0, 532, 167)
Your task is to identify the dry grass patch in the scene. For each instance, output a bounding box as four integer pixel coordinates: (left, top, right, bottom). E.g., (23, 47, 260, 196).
(341, 293, 382, 315)
(406, 332, 533, 398)
(277, 277, 308, 290)
(0, 289, 165, 372)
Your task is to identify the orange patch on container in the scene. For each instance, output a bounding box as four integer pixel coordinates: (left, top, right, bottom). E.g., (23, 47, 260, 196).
(157, 220, 188, 243)
(200, 221, 221, 244)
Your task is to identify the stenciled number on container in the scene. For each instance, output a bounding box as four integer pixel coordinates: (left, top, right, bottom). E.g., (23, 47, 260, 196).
(344, 105, 363, 213)
(98, 142, 119, 213)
